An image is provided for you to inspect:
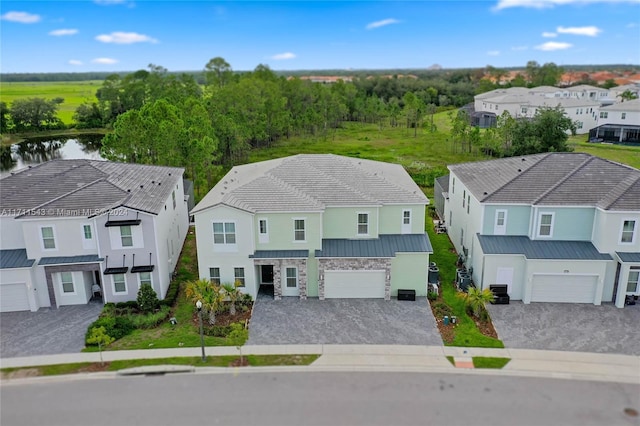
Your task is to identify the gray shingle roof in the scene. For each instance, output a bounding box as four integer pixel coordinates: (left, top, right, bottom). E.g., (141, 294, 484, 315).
(601, 99, 640, 112)
(1, 160, 184, 217)
(39, 255, 104, 265)
(450, 153, 640, 210)
(617, 252, 640, 263)
(249, 250, 310, 259)
(315, 234, 433, 258)
(0, 249, 35, 269)
(435, 174, 449, 192)
(477, 235, 612, 260)
(192, 154, 428, 214)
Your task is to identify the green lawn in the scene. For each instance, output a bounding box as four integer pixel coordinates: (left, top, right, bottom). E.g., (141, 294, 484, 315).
(0, 80, 102, 124)
(472, 357, 511, 369)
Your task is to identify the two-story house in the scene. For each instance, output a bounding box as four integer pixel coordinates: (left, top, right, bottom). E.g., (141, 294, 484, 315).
(191, 154, 433, 300)
(0, 159, 189, 312)
(589, 99, 640, 143)
(440, 153, 639, 308)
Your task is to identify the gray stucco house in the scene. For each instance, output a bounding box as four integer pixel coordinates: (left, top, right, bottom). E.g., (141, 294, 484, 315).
(0, 160, 189, 312)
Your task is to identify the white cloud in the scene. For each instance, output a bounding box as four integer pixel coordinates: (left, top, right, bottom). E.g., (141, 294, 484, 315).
(68, 60, 83, 66)
(92, 57, 119, 64)
(511, 45, 529, 50)
(542, 31, 557, 37)
(627, 22, 638, 28)
(487, 50, 501, 56)
(366, 18, 401, 30)
(49, 28, 78, 36)
(271, 52, 296, 60)
(1, 11, 41, 23)
(557, 25, 602, 36)
(95, 32, 158, 44)
(535, 41, 573, 50)
(494, 0, 640, 10)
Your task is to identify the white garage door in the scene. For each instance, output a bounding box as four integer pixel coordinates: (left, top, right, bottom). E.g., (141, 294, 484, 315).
(0, 283, 30, 312)
(324, 270, 385, 299)
(531, 274, 598, 303)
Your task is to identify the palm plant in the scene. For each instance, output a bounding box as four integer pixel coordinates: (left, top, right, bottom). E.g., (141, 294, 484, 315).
(221, 282, 241, 316)
(185, 279, 224, 325)
(457, 287, 495, 318)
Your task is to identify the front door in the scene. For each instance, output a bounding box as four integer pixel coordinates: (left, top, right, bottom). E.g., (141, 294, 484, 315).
(281, 266, 299, 297)
(261, 265, 274, 284)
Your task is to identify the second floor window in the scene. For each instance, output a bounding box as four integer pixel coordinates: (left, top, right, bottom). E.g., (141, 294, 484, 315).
(83, 225, 92, 240)
(621, 220, 636, 243)
(358, 213, 369, 235)
(172, 191, 176, 209)
(538, 213, 554, 237)
(622, 113, 626, 120)
(462, 190, 466, 208)
(41, 226, 56, 249)
(213, 222, 236, 244)
(209, 267, 221, 284)
(403, 210, 411, 225)
(600, 112, 608, 119)
(120, 226, 133, 247)
(294, 219, 305, 241)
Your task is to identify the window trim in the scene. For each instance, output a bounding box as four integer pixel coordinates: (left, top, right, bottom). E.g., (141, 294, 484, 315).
(620, 219, 637, 244)
(212, 221, 237, 246)
(285, 266, 298, 289)
(293, 218, 306, 243)
(60, 271, 75, 295)
(112, 273, 127, 294)
(494, 209, 507, 235)
(537, 212, 555, 238)
(120, 225, 133, 247)
(258, 218, 269, 243)
(40, 225, 57, 251)
(138, 271, 153, 291)
(357, 212, 369, 236)
(627, 267, 640, 294)
(209, 267, 221, 285)
(234, 267, 245, 288)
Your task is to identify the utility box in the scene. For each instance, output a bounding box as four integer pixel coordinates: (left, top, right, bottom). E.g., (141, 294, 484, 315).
(398, 289, 416, 301)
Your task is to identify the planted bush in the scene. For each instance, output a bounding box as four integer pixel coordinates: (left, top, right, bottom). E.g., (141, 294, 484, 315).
(160, 280, 180, 307)
(137, 283, 160, 313)
(130, 305, 171, 329)
(86, 315, 135, 345)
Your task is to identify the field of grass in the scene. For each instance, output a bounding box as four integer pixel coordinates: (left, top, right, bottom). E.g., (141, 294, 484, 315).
(0, 80, 101, 124)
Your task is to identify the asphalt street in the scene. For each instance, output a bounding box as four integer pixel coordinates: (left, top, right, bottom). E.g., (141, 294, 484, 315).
(2, 371, 638, 426)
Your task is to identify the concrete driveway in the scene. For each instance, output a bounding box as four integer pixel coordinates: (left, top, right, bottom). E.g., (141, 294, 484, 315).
(0, 302, 103, 358)
(487, 302, 640, 356)
(247, 297, 442, 345)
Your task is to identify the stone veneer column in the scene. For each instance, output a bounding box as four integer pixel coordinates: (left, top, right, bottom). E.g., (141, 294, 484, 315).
(273, 260, 282, 300)
(296, 259, 307, 300)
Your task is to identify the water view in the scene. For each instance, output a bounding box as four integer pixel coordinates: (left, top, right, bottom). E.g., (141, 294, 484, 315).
(0, 134, 104, 178)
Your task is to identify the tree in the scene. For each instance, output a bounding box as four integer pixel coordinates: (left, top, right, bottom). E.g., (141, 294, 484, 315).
(86, 326, 114, 366)
(73, 102, 103, 128)
(10, 98, 63, 131)
(221, 282, 241, 316)
(619, 90, 638, 101)
(0, 101, 11, 132)
(185, 279, 224, 325)
(204, 56, 232, 89)
(227, 322, 249, 366)
(457, 287, 495, 318)
(510, 106, 575, 156)
(137, 283, 159, 313)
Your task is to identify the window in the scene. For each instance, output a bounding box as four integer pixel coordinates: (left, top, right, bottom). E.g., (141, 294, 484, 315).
(462, 190, 466, 208)
(209, 267, 221, 284)
(577, 121, 583, 129)
(452, 177, 455, 194)
(234, 267, 245, 287)
(521, 107, 527, 114)
(538, 213, 554, 237)
(139, 272, 152, 288)
(294, 219, 305, 241)
(286, 267, 297, 288)
(600, 111, 608, 119)
(460, 228, 464, 247)
(449, 211, 453, 227)
(113, 274, 126, 293)
(467, 195, 470, 214)
(213, 222, 236, 244)
(83, 225, 92, 240)
(627, 268, 640, 293)
(621, 220, 636, 244)
(61, 272, 74, 293)
(403, 210, 411, 225)
(259, 219, 268, 235)
(357, 213, 369, 235)
(172, 191, 176, 209)
(622, 112, 626, 120)
(120, 226, 133, 247)
(258, 219, 269, 243)
(41, 226, 56, 250)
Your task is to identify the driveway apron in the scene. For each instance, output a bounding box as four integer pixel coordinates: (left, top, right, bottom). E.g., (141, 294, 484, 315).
(487, 301, 640, 356)
(1, 302, 103, 358)
(247, 297, 442, 346)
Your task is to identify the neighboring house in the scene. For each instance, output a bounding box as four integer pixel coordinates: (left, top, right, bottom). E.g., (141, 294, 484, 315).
(440, 152, 640, 308)
(589, 99, 640, 144)
(0, 160, 189, 312)
(191, 154, 432, 301)
(609, 84, 640, 102)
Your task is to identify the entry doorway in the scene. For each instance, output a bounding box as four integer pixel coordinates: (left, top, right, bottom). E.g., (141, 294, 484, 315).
(258, 265, 274, 299)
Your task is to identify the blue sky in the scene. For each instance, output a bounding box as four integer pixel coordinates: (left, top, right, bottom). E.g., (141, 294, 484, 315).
(1, 0, 639, 73)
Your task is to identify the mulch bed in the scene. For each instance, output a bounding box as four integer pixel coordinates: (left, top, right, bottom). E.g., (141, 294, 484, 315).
(192, 303, 253, 328)
(77, 362, 111, 373)
(228, 357, 250, 367)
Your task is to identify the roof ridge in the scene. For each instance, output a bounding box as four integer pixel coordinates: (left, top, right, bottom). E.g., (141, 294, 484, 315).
(600, 173, 640, 210)
(349, 157, 425, 200)
(533, 154, 595, 204)
(480, 153, 551, 201)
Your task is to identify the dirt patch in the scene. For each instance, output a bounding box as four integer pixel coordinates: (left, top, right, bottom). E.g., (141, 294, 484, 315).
(2, 368, 40, 380)
(192, 303, 252, 328)
(228, 357, 249, 367)
(77, 362, 111, 373)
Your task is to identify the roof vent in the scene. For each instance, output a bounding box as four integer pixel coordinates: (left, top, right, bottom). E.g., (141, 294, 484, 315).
(168, 173, 172, 176)
(518, 169, 522, 172)
(234, 170, 238, 173)
(483, 191, 488, 195)
(140, 185, 144, 188)
(151, 180, 155, 184)
(127, 189, 131, 193)
(522, 158, 526, 161)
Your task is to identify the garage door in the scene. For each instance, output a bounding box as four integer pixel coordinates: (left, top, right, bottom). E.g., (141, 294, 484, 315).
(0, 283, 30, 312)
(324, 270, 385, 299)
(531, 274, 598, 303)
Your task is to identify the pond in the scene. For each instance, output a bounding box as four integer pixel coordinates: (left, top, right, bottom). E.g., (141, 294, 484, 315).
(0, 134, 105, 179)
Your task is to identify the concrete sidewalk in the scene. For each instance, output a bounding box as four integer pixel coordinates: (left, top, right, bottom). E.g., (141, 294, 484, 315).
(1, 345, 639, 385)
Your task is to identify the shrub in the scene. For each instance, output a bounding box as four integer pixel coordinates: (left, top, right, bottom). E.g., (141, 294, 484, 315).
(129, 306, 171, 329)
(115, 300, 139, 310)
(137, 283, 160, 313)
(427, 291, 438, 301)
(203, 324, 233, 337)
(86, 315, 135, 345)
(160, 280, 180, 307)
